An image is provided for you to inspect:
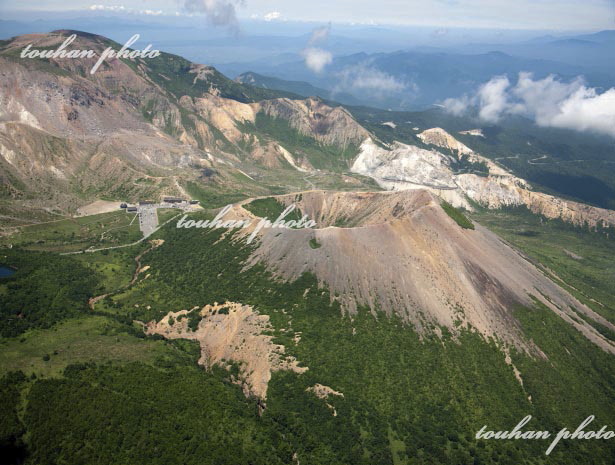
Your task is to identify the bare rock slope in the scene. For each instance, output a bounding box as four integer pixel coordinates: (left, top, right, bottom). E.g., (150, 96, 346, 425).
(353, 128, 615, 229)
(0, 31, 370, 215)
(146, 301, 307, 400)
(238, 190, 615, 355)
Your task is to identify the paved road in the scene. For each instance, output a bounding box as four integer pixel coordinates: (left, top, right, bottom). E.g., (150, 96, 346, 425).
(61, 211, 183, 255)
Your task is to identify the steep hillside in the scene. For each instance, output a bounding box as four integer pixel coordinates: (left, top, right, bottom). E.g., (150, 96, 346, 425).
(2, 30, 614, 236)
(0, 30, 375, 219)
(232, 190, 615, 355)
(351, 128, 615, 230)
(13, 200, 608, 464)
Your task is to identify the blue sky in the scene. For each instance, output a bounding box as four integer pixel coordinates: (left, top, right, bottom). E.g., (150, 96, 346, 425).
(1, 0, 613, 30)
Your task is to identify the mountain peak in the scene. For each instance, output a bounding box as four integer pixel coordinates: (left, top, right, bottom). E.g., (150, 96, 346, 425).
(50, 29, 103, 39)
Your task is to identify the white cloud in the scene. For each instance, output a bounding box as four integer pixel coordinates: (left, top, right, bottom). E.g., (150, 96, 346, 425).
(441, 95, 471, 116)
(35, 0, 615, 30)
(443, 73, 615, 138)
(302, 47, 332, 73)
(308, 24, 331, 46)
(182, 0, 244, 31)
(302, 24, 333, 73)
(140, 9, 163, 16)
(89, 5, 126, 12)
(476, 75, 510, 122)
(89, 5, 162, 15)
(334, 63, 408, 95)
(542, 87, 615, 137)
(263, 11, 281, 21)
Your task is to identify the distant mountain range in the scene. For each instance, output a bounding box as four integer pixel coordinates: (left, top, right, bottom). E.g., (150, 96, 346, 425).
(447, 29, 615, 75)
(222, 51, 612, 111)
(217, 30, 615, 111)
(235, 72, 363, 106)
(2, 19, 613, 112)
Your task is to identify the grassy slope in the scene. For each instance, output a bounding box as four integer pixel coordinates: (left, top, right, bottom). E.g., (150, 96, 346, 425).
(0, 210, 141, 253)
(441, 201, 475, 230)
(72, 247, 142, 294)
(0, 316, 172, 377)
(243, 197, 302, 222)
(249, 113, 360, 172)
(470, 206, 615, 326)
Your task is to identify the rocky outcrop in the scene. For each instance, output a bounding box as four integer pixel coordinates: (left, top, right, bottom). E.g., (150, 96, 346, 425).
(306, 384, 344, 416)
(352, 139, 457, 189)
(185, 93, 368, 152)
(418, 127, 513, 177)
(257, 97, 370, 148)
(356, 128, 615, 229)
(183, 93, 256, 144)
(183, 93, 368, 170)
(459, 128, 485, 137)
(1, 31, 351, 215)
(350, 138, 470, 207)
(418, 127, 474, 155)
(306, 384, 344, 399)
(0, 33, 219, 211)
(458, 174, 615, 228)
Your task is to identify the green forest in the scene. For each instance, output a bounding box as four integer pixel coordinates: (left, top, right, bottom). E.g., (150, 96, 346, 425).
(1, 209, 614, 464)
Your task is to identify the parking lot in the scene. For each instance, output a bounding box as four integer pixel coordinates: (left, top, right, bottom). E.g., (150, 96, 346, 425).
(132, 202, 201, 238)
(138, 205, 159, 238)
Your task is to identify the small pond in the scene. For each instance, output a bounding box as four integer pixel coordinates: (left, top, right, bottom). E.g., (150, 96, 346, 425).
(0, 266, 16, 278)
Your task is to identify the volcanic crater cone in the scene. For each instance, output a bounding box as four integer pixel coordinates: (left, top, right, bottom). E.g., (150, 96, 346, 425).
(236, 189, 615, 355)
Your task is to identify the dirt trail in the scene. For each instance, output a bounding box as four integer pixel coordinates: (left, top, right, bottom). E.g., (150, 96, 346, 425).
(88, 239, 164, 310)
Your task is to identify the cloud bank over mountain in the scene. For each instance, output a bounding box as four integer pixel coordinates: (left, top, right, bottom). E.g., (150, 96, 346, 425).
(302, 24, 333, 73)
(443, 73, 615, 137)
(333, 63, 409, 96)
(183, 0, 244, 31)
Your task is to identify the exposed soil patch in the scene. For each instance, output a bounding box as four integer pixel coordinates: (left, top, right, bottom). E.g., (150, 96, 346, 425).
(145, 302, 307, 401)
(306, 384, 344, 416)
(76, 200, 120, 216)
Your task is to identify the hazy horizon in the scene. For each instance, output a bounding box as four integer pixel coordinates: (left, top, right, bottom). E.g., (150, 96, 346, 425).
(1, 0, 614, 31)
